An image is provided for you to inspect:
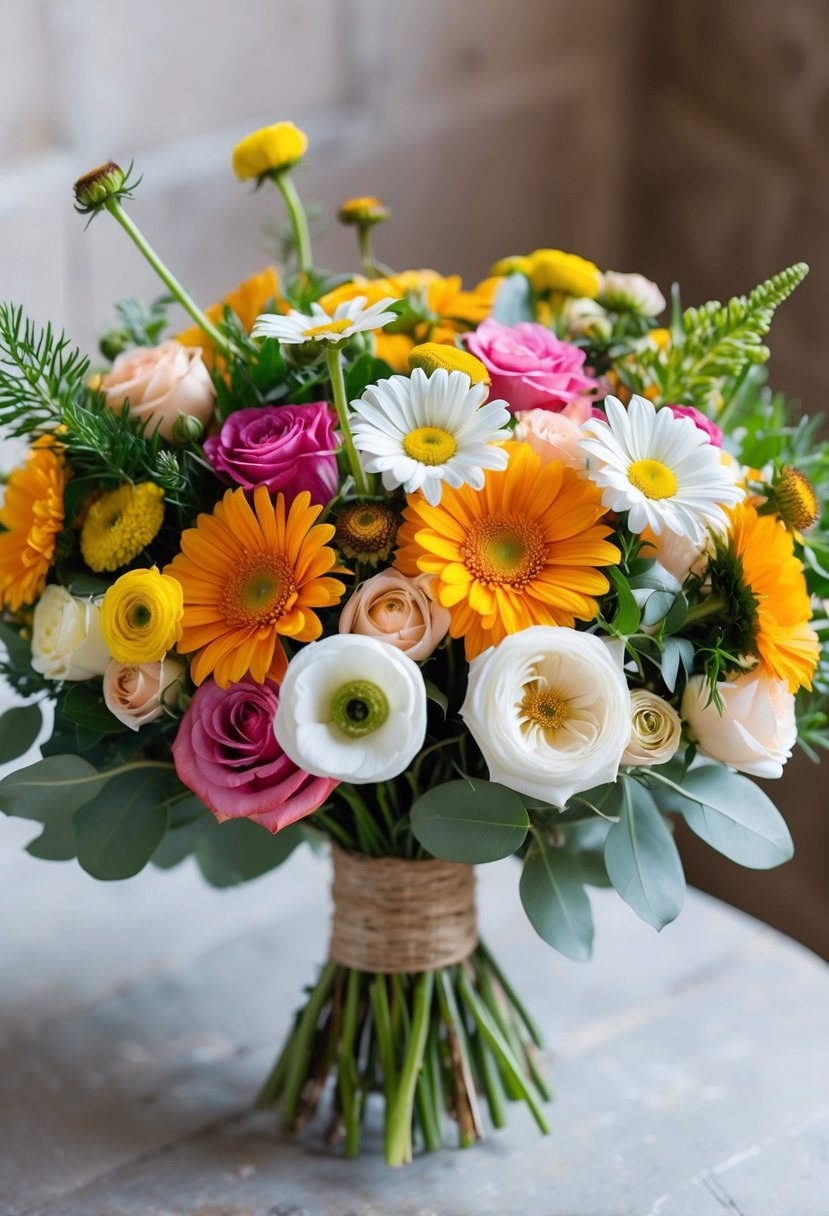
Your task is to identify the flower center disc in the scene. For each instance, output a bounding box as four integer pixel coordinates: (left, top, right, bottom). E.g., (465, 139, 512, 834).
(402, 426, 458, 466)
(128, 601, 152, 629)
(628, 458, 678, 500)
(330, 679, 389, 738)
(225, 553, 295, 625)
(462, 513, 546, 587)
(520, 687, 569, 735)
(302, 317, 352, 338)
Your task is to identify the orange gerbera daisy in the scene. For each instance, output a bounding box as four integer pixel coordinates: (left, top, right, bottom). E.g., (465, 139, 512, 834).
(165, 486, 346, 687)
(318, 270, 501, 372)
(177, 265, 285, 368)
(0, 438, 67, 611)
(395, 442, 621, 659)
(720, 503, 819, 692)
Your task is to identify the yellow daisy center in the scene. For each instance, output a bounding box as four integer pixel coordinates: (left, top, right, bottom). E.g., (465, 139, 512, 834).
(302, 318, 352, 338)
(520, 687, 569, 734)
(775, 465, 819, 532)
(628, 458, 678, 500)
(224, 553, 296, 626)
(402, 426, 458, 466)
(461, 513, 546, 587)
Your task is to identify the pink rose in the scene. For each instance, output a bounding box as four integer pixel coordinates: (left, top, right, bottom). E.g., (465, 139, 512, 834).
(101, 340, 215, 441)
(668, 405, 723, 447)
(172, 677, 336, 833)
(465, 318, 597, 413)
(338, 570, 450, 660)
(203, 402, 339, 507)
(514, 398, 593, 468)
(103, 657, 185, 731)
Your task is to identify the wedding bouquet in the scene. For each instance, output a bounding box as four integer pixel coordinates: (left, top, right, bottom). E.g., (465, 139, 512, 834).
(1, 121, 827, 1166)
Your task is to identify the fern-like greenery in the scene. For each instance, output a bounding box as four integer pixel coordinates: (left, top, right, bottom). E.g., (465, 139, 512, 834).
(0, 303, 91, 434)
(634, 262, 808, 408)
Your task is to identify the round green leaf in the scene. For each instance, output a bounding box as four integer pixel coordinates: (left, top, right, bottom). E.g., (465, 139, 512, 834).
(0, 703, 43, 765)
(519, 841, 594, 961)
(74, 768, 172, 880)
(410, 778, 530, 864)
(604, 780, 685, 930)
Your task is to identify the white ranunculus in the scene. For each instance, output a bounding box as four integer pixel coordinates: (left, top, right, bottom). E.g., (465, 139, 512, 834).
(681, 670, 796, 779)
(31, 585, 111, 681)
(273, 634, 427, 784)
(599, 270, 666, 317)
(461, 626, 631, 808)
(621, 689, 682, 767)
(559, 296, 611, 341)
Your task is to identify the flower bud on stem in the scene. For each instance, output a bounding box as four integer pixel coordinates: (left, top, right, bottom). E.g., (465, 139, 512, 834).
(272, 169, 313, 277)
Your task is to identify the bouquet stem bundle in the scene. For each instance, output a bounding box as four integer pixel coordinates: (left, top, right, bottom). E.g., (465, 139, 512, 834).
(257, 943, 550, 1166)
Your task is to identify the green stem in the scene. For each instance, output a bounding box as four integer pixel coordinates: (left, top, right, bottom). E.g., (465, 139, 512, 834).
(104, 199, 234, 359)
(274, 170, 313, 276)
(280, 960, 338, 1129)
(358, 226, 376, 279)
(386, 970, 434, 1166)
(476, 941, 545, 1049)
(325, 346, 370, 496)
(338, 968, 363, 1158)
(684, 594, 727, 625)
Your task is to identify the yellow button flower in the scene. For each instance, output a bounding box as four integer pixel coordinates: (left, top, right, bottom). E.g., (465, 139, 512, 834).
(338, 196, 390, 226)
(81, 483, 165, 573)
(526, 249, 602, 297)
(101, 567, 184, 665)
(408, 342, 491, 386)
(232, 122, 308, 181)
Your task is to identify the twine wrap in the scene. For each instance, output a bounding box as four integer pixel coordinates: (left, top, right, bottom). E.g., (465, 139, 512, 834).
(329, 846, 478, 974)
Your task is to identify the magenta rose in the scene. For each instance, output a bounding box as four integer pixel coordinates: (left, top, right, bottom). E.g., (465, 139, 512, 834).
(203, 402, 339, 506)
(465, 318, 597, 413)
(668, 405, 723, 447)
(173, 677, 337, 833)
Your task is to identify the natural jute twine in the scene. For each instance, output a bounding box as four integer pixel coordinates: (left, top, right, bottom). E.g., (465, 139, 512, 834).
(329, 845, 478, 974)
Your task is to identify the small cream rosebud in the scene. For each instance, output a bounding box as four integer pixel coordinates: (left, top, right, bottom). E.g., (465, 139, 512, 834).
(172, 412, 205, 444)
(621, 689, 682, 767)
(74, 161, 125, 209)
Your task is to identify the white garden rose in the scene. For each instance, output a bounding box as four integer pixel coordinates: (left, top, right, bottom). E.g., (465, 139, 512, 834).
(461, 626, 631, 808)
(599, 270, 666, 317)
(621, 689, 682, 767)
(681, 670, 796, 779)
(31, 585, 111, 681)
(273, 634, 427, 784)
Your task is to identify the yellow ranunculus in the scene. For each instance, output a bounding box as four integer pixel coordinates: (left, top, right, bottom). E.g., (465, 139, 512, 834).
(338, 196, 390, 226)
(408, 342, 490, 385)
(232, 122, 308, 181)
(497, 249, 602, 299)
(101, 567, 184, 665)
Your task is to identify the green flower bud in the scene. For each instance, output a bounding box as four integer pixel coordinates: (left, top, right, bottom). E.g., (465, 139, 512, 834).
(172, 412, 206, 445)
(74, 161, 126, 210)
(284, 340, 326, 369)
(99, 329, 131, 361)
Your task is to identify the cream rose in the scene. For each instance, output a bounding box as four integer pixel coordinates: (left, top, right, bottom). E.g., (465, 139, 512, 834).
(681, 670, 796, 779)
(461, 626, 631, 808)
(514, 398, 593, 469)
(621, 689, 682, 767)
(100, 340, 215, 441)
(31, 585, 111, 681)
(103, 657, 185, 731)
(338, 570, 450, 660)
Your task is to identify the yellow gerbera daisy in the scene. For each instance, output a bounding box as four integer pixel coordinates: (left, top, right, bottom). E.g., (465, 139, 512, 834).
(176, 266, 285, 367)
(0, 438, 68, 612)
(318, 270, 501, 372)
(81, 482, 165, 572)
(719, 503, 819, 692)
(165, 486, 346, 688)
(395, 442, 621, 659)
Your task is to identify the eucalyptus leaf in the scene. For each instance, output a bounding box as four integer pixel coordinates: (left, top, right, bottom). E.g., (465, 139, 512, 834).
(195, 817, 302, 887)
(26, 813, 77, 861)
(519, 838, 594, 960)
(0, 754, 102, 821)
(492, 274, 534, 326)
(74, 768, 173, 880)
(641, 590, 677, 627)
(608, 567, 641, 635)
(654, 765, 794, 869)
(411, 778, 529, 864)
(61, 683, 128, 734)
(0, 703, 43, 764)
(604, 779, 685, 930)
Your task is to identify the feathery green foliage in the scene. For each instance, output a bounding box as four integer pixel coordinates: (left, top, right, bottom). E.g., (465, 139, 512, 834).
(0, 303, 91, 434)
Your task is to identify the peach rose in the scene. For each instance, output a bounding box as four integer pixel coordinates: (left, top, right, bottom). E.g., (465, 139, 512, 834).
(338, 570, 450, 660)
(681, 669, 796, 779)
(514, 397, 593, 468)
(103, 656, 185, 731)
(100, 341, 215, 441)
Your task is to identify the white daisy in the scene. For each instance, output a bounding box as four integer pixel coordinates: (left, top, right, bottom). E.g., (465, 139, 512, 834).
(251, 295, 399, 345)
(578, 394, 744, 543)
(349, 367, 511, 507)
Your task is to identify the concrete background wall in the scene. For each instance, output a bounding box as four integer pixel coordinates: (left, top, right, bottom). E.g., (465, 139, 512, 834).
(1, 0, 828, 954)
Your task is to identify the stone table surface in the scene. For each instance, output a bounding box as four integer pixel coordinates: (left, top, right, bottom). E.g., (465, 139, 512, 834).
(0, 817, 827, 1216)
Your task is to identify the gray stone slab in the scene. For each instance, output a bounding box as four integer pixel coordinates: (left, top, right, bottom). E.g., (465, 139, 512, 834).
(1, 846, 827, 1215)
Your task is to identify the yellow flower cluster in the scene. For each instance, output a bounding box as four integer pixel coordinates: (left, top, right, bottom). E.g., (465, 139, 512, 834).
(81, 482, 165, 573)
(492, 248, 602, 298)
(408, 342, 490, 385)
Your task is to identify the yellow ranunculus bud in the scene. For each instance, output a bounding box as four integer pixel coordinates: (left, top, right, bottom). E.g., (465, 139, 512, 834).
(408, 342, 491, 386)
(525, 249, 602, 298)
(489, 254, 532, 278)
(232, 121, 308, 181)
(101, 566, 184, 664)
(338, 196, 390, 226)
